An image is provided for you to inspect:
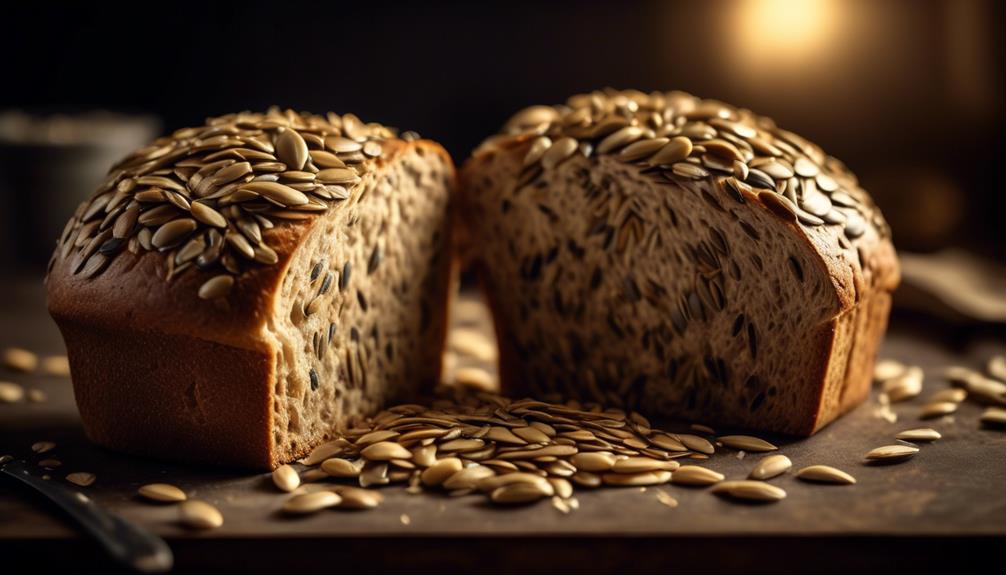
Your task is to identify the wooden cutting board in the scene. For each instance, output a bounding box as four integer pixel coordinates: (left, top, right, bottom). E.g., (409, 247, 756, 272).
(0, 278, 1003, 574)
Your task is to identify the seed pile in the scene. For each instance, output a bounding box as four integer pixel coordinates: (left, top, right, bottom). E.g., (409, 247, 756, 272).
(49, 108, 400, 300)
(475, 88, 889, 249)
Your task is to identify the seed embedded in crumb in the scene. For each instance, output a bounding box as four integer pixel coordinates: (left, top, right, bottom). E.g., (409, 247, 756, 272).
(178, 500, 223, 529)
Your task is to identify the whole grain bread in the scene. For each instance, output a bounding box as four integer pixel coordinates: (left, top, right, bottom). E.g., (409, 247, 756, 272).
(459, 89, 899, 435)
(47, 109, 455, 468)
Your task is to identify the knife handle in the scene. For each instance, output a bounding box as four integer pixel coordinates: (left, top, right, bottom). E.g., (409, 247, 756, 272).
(1, 459, 173, 573)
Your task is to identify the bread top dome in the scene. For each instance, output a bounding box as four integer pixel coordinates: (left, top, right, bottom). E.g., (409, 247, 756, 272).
(473, 88, 891, 265)
(49, 107, 408, 300)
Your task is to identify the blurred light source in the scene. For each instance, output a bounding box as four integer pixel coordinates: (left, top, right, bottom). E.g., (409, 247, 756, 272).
(732, 0, 841, 72)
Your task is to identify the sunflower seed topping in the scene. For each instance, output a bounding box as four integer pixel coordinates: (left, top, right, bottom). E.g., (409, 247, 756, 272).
(52, 108, 397, 299)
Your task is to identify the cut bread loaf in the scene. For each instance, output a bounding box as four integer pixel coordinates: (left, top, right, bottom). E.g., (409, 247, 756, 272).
(460, 89, 899, 435)
(46, 108, 455, 468)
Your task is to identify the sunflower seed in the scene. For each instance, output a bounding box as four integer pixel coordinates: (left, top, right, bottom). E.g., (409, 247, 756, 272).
(711, 480, 786, 502)
(865, 445, 919, 462)
(919, 401, 958, 419)
(981, 407, 1006, 427)
(611, 457, 679, 473)
(648, 137, 693, 166)
(321, 458, 361, 478)
(677, 434, 715, 454)
(541, 137, 579, 169)
(178, 500, 223, 529)
(796, 465, 856, 485)
(895, 428, 941, 442)
(442, 465, 495, 490)
(602, 470, 672, 486)
(491, 481, 552, 504)
(749, 454, 792, 480)
(420, 458, 464, 486)
(282, 491, 341, 515)
(139, 483, 187, 503)
(239, 181, 309, 206)
(670, 465, 724, 486)
(476, 473, 554, 494)
(874, 359, 906, 381)
(335, 486, 383, 509)
(66, 472, 96, 487)
(31, 441, 55, 453)
(884, 366, 924, 403)
(361, 441, 413, 461)
(190, 201, 227, 228)
(570, 452, 616, 472)
(597, 126, 644, 154)
(717, 435, 777, 452)
(988, 356, 1006, 382)
(276, 129, 309, 171)
(151, 218, 196, 248)
(41, 355, 70, 377)
(38, 459, 61, 468)
(272, 464, 300, 492)
(198, 275, 234, 300)
(0, 382, 24, 403)
(3, 347, 38, 373)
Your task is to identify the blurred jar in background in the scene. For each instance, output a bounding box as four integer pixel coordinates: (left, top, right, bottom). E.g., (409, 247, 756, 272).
(0, 111, 159, 272)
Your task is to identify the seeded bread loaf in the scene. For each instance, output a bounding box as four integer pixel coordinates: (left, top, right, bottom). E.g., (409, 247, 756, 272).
(46, 108, 455, 468)
(460, 89, 899, 435)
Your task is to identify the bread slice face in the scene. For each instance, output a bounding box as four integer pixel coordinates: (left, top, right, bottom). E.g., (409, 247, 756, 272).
(46, 109, 455, 468)
(460, 90, 899, 436)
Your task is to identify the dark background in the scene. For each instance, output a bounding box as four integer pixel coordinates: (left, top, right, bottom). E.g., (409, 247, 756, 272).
(1, 0, 1003, 271)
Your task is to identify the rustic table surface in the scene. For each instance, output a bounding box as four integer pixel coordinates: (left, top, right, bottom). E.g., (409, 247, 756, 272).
(0, 277, 1003, 574)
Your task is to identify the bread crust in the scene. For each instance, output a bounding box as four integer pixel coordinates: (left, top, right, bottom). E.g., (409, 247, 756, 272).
(48, 139, 454, 468)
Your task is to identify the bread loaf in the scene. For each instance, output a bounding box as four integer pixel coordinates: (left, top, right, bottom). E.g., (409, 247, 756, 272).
(460, 89, 899, 435)
(46, 108, 455, 468)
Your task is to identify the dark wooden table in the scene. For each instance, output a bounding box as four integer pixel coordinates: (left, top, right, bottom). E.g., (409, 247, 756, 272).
(1, 277, 1003, 574)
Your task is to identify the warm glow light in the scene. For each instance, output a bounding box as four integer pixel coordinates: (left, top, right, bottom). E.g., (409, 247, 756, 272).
(732, 0, 841, 71)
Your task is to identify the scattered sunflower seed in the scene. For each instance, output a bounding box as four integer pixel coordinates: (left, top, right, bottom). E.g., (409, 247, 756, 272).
(749, 454, 792, 480)
(31, 441, 55, 454)
(895, 428, 942, 442)
(796, 465, 856, 485)
(282, 491, 341, 515)
(272, 464, 300, 492)
(717, 435, 777, 452)
(66, 472, 96, 487)
(41, 355, 71, 377)
(865, 445, 919, 463)
(138, 483, 187, 503)
(711, 480, 786, 503)
(0, 382, 24, 403)
(980, 407, 1006, 428)
(178, 500, 223, 529)
(670, 466, 724, 486)
(2, 347, 37, 373)
(919, 401, 958, 419)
